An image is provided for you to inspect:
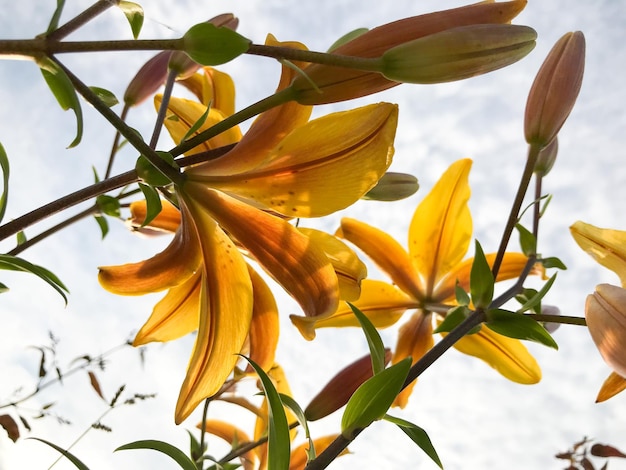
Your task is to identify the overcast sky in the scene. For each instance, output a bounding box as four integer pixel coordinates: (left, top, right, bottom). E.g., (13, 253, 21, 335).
(1, 1, 626, 469)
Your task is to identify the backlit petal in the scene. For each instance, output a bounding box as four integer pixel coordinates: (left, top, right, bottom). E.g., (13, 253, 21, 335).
(98, 215, 200, 295)
(189, 103, 397, 218)
(392, 311, 434, 408)
(451, 325, 541, 384)
(409, 159, 472, 293)
(291, 280, 416, 340)
(133, 270, 201, 345)
(246, 266, 279, 372)
(596, 372, 626, 403)
(183, 183, 339, 319)
(289, 435, 345, 470)
(338, 217, 423, 300)
(198, 420, 256, 470)
(175, 201, 253, 424)
(571, 221, 626, 287)
(127, 199, 181, 234)
(156, 95, 242, 154)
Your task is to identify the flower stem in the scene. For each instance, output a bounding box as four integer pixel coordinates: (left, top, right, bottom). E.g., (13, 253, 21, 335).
(46, 0, 120, 42)
(526, 313, 586, 326)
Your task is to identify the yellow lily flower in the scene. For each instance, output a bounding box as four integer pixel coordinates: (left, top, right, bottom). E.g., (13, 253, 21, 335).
(99, 38, 397, 423)
(292, 159, 542, 407)
(571, 221, 626, 399)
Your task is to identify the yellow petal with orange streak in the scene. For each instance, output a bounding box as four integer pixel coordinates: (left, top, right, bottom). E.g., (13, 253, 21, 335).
(174, 201, 253, 424)
(197, 419, 256, 470)
(128, 199, 181, 234)
(289, 435, 346, 470)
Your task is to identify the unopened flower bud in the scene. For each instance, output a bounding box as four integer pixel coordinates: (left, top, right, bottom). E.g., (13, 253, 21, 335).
(381, 24, 536, 84)
(586, 284, 626, 378)
(304, 349, 391, 421)
(525, 32, 585, 147)
(362, 172, 419, 201)
(533, 137, 558, 176)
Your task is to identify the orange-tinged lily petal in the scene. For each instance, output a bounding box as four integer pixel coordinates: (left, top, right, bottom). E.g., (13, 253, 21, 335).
(585, 284, 626, 378)
(292, 280, 417, 340)
(133, 270, 201, 345)
(189, 103, 398, 218)
(201, 67, 237, 114)
(98, 215, 200, 295)
(289, 435, 346, 470)
(190, 35, 312, 176)
(175, 201, 253, 424)
(246, 266, 279, 372)
(127, 199, 181, 234)
(338, 217, 423, 300)
(198, 419, 256, 470)
(157, 95, 242, 154)
(596, 372, 626, 403)
(183, 183, 339, 319)
(409, 158, 472, 293)
(571, 221, 626, 287)
(451, 325, 541, 384)
(298, 227, 367, 301)
(392, 311, 434, 408)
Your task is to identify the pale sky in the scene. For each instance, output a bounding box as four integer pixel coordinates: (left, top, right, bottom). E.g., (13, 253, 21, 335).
(1, 1, 625, 469)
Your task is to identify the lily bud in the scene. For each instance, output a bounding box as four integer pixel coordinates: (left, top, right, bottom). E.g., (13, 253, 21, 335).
(304, 349, 392, 421)
(381, 24, 536, 84)
(533, 137, 558, 176)
(525, 31, 585, 147)
(585, 284, 626, 377)
(362, 172, 419, 201)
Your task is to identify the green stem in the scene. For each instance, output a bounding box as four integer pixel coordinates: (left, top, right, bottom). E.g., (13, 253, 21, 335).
(491, 143, 541, 277)
(526, 313, 586, 326)
(104, 104, 129, 179)
(149, 69, 177, 149)
(197, 398, 211, 469)
(46, 0, 120, 42)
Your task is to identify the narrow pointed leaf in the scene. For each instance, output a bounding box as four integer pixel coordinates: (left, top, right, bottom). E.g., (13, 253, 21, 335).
(470, 240, 494, 309)
(45, 0, 66, 34)
(434, 305, 471, 334)
(328, 28, 369, 52)
(29, 437, 90, 470)
(180, 105, 210, 143)
(89, 86, 119, 107)
(516, 223, 537, 256)
(96, 195, 121, 217)
(94, 215, 109, 239)
(37, 58, 83, 148)
(279, 393, 315, 461)
(540, 256, 567, 270)
(0, 254, 68, 304)
(348, 303, 386, 375)
(0, 142, 9, 223)
(138, 183, 163, 227)
(486, 309, 558, 349)
(341, 357, 411, 439)
(383, 414, 443, 469)
(115, 440, 196, 470)
(117, 1, 144, 39)
(516, 274, 556, 313)
(243, 356, 290, 470)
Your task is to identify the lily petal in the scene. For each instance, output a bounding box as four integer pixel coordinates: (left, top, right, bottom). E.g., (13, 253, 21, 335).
(98, 214, 200, 295)
(198, 419, 256, 470)
(392, 311, 434, 408)
(157, 95, 242, 154)
(190, 103, 397, 218)
(571, 221, 626, 287)
(409, 159, 472, 293)
(596, 372, 626, 403)
(127, 199, 181, 234)
(451, 325, 541, 384)
(183, 183, 339, 319)
(337, 217, 424, 300)
(292, 280, 417, 340)
(133, 270, 201, 345)
(175, 200, 253, 424)
(289, 435, 345, 470)
(246, 266, 279, 372)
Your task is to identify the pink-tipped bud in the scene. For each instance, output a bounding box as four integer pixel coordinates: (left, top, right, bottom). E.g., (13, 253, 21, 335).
(525, 32, 585, 147)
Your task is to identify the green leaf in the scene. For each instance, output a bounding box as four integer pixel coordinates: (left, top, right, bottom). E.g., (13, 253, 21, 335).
(486, 309, 558, 349)
(279, 393, 315, 461)
(135, 152, 177, 186)
(0, 282, 8, 293)
(540, 256, 567, 270)
(469, 240, 494, 309)
(455, 282, 470, 306)
(37, 57, 83, 148)
(0, 254, 68, 304)
(180, 105, 210, 143)
(96, 195, 121, 217)
(29, 437, 91, 470)
(0, 142, 9, 223)
(515, 288, 540, 314)
(45, 0, 66, 34)
(117, 1, 144, 39)
(115, 440, 196, 470)
(515, 223, 536, 256)
(516, 274, 556, 313)
(341, 357, 411, 439)
(242, 356, 290, 470)
(383, 414, 443, 469)
(94, 215, 109, 239)
(433, 306, 468, 333)
(328, 28, 369, 52)
(16, 231, 27, 245)
(186, 429, 205, 463)
(89, 86, 119, 107)
(182, 23, 251, 66)
(348, 303, 386, 375)
(138, 183, 163, 227)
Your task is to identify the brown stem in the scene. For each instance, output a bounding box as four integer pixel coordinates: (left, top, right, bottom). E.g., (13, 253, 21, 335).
(46, 0, 120, 41)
